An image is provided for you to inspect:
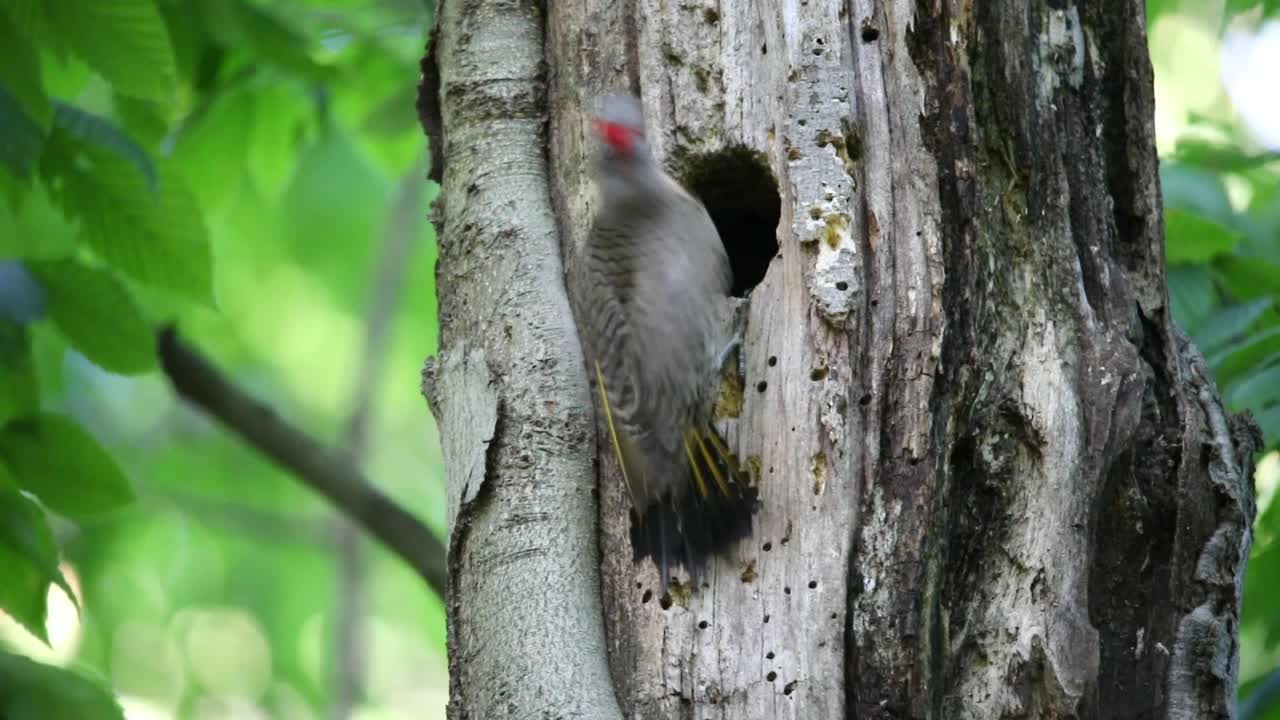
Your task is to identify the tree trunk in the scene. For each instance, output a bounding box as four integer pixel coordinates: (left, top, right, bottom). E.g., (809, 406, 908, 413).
(419, 1, 1260, 718)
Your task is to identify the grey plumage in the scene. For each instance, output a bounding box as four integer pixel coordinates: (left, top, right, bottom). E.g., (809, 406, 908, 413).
(571, 93, 758, 592)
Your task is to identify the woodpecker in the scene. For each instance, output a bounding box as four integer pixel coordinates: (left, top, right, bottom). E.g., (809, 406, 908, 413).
(571, 93, 758, 592)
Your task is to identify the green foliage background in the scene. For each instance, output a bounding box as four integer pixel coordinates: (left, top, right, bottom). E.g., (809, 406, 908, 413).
(0, 0, 1275, 718)
(0, 0, 445, 717)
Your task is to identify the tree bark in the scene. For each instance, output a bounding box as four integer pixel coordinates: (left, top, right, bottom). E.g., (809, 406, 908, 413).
(420, 1, 1260, 718)
(417, 2, 622, 718)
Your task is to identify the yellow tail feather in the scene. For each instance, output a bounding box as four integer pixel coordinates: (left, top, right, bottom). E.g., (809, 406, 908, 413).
(594, 361, 635, 505)
(703, 428, 737, 469)
(692, 429, 733, 497)
(684, 436, 711, 499)
(595, 358, 745, 512)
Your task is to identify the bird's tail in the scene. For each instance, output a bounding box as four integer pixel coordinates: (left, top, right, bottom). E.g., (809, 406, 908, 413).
(630, 422, 759, 592)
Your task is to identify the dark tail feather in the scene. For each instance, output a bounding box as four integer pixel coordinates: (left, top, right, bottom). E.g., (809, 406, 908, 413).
(629, 423, 759, 593)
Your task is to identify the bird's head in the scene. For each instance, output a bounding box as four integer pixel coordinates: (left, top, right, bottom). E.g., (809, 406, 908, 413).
(590, 93, 659, 206)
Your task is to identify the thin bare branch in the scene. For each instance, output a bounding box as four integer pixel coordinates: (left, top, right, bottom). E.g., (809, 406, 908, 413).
(156, 327, 447, 599)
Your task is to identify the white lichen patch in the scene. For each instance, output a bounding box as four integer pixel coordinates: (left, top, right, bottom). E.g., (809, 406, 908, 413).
(1039, 6, 1087, 100)
(788, 112, 859, 325)
(814, 239, 859, 325)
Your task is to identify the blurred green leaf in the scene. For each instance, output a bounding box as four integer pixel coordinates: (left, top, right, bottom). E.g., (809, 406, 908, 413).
(28, 323, 66, 402)
(1226, 0, 1268, 19)
(1169, 264, 1219, 334)
(52, 102, 156, 190)
(44, 0, 178, 103)
(234, 2, 330, 81)
(283, 128, 386, 303)
(0, 84, 46, 180)
(1211, 326, 1280, 386)
(247, 85, 314, 198)
(0, 652, 125, 720)
(1246, 537, 1280, 634)
(0, 178, 78, 260)
(1244, 178, 1280, 234)
(1216, 255, 1280, 300)
(28, 260, 156, 375)
(0, 321, 38, 426)
(112, 94, 171, 147)
(38, 50, 91, 100)
(155, 0, 213, 87)
(189, 0, 243, 49)
(1161, 163, 1235, 226)
(172, 84, 254, 210)
(1193, 298, 1274, 356)
(361, 85, 418, 137)
(1166, 208, 1241, 264)
(0, 170, 22, 209)
(0, 10, 51, 131)
(41, 131, 214, 303)
(1255, 405, 1280, 451)
(0, 1, 53, 50)
(0, 413, 133, 518)
(0, 542, 49, 644)
(189, 0, 331, 82)
(1228, 360, 1280, 411)
(1174, 139, 1280, 173)
(1146, 0, 1177, 22)
(0, 481, 76, 610)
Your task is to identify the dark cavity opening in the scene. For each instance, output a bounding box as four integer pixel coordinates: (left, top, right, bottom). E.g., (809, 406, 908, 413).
(679, 145, 781, 297)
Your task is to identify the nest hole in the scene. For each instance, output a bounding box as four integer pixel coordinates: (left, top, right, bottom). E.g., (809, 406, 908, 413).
(680, 145, 781, 297)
